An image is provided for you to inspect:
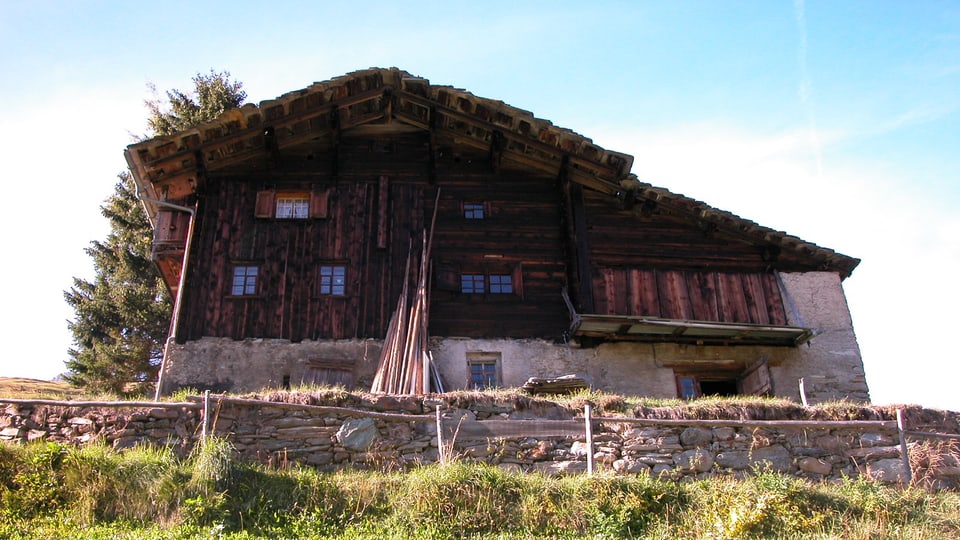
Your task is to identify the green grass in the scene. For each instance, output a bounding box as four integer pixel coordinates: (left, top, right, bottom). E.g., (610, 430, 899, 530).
(1, 439, 958, 539)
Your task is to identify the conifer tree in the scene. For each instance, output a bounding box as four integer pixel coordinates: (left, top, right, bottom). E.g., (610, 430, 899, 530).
(64, 71, 245, 394)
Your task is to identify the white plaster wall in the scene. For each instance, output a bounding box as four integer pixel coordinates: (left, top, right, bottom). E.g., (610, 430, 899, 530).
(770, 271, 869, 402)
(160, 337, 382, 393)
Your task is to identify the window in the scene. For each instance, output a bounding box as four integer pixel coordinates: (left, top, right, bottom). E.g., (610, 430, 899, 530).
(464, 203, 485, 219)
(461, 273, 513, 294)
(231, 266, 258, 296)
(488, 274, 512, 293)
(276, 196, 310, 219)
(467, 352, 501, 390)
(319, 265, 346, 295)
(255, 189, 329, 219)
(461, 273, 485, 294)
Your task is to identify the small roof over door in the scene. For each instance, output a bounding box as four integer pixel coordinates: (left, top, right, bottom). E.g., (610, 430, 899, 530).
(570, 313, 814, 347)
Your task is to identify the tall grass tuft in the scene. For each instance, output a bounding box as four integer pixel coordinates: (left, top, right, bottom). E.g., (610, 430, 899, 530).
(62, 441, 182, 524)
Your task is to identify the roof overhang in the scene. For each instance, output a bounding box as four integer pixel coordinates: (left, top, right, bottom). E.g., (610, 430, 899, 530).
(124, 67, 859, 278)
(570, 313, 815, 347)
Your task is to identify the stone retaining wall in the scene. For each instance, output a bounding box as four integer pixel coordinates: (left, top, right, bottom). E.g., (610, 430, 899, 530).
(2, 396, 957, 489)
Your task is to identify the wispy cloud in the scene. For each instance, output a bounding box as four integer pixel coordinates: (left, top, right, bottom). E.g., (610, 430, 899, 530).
(794, 0, 824, 178)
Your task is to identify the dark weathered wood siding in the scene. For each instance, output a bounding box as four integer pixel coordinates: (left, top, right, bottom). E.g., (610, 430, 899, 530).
(429, 173, 569, 338)
(583, 191, 788, 325)
(175, 130, 797, 344)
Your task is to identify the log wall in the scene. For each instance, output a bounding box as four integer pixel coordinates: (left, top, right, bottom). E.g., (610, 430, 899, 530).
(176, 131, 808, 343)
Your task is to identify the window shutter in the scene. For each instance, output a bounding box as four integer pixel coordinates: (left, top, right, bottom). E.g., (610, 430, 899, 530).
(435, 262, 460, 292)
(310, 188, 329, 219)
(739, 358, 772, 396)
(512, 263, 524, 299)
(255, 190, 276, 218)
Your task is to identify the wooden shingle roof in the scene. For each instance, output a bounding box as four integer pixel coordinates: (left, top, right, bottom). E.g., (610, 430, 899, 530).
(125, 67, 858, 278)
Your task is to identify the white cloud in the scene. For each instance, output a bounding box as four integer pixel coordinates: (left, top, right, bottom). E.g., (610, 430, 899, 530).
(592, 121, 960, 411)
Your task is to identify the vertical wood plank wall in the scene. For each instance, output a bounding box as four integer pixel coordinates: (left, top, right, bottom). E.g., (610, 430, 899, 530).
(175, 132, 795, 344)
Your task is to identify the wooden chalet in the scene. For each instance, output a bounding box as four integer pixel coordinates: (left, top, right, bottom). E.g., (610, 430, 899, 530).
(125, 67, 868, 402)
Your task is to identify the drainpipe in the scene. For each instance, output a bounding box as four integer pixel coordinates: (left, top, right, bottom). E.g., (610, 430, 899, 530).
(138, 195, 196, 401)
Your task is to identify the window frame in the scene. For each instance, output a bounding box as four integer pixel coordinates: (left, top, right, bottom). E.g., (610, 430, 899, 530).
(318, 264, 348, 296)
(462, 202, 487, 220)
(466, 352, 501, 390)
(459, 272, 516, 295)
(230, 265, 259, 296)
(275, 194, 310, 219)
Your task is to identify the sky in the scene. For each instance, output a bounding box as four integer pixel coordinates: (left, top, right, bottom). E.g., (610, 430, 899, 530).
(0, 1, 957, 410)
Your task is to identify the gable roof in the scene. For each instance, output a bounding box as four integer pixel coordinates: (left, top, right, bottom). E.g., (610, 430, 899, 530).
(125, 67, 858, 278)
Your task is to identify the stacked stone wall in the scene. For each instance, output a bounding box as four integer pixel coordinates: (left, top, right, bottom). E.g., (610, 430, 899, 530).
(2, 396, 956, 489)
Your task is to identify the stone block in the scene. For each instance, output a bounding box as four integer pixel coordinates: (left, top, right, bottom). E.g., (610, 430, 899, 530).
(613, 459, 650, 474)
(935, 466, 960, 477)
(305, 452, 332, 466)
(716, 451, 750, 470)
(595, 451, 618, 465)
(859, 433, 895, 446)
(271, 416, 321, 428)
(113, 436, 144, 450)
(149, 408, 181, 419)
(0, 427, 23, 439)
(651, 464, 675, 477)
(675, 449, 715, 472)
(713, 427, 736, 441)
(570, 441, 590, 456)
(798, 457, 832, 475)
(680, 427, 713, 447)
(336, 417, 379, 451)
(866, 459, 907, 484)
(531, 460, 586, 476)
(846, 446, 900, 460)
(750, 444, 793, 473)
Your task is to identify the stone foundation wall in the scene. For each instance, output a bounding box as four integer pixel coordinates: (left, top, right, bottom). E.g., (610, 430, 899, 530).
(2, 396, 955, 489)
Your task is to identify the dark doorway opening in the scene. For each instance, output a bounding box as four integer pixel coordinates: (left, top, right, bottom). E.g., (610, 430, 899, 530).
(698, 379, 739, 397)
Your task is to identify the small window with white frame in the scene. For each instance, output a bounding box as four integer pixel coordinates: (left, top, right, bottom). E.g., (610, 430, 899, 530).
(276, 195, 310, 219)
(466, 351, 501, 390)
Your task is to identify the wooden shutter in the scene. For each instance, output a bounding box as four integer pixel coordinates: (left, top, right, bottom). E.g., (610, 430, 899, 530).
(512, 263, 524, 299)
(739, 358, 772, 396)
(435, 262, 460, 292)
(310, 188, 329, 219)
(254, 190, 276, 218)
(303, 359, 354, 389)
(154, 210, 189, 245)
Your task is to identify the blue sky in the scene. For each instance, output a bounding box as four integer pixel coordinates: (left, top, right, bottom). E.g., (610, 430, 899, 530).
(1, 1, 957, 410)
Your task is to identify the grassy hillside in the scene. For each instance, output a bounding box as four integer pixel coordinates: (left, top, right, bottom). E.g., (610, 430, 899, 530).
(0, 438, 959, 539)
(0, 377, 82, 400)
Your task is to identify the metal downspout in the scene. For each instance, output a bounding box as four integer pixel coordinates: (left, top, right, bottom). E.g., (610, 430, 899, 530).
(138, 195, 196, 401)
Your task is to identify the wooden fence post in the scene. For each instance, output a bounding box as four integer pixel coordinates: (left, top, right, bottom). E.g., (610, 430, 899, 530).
(202, 390, 210, 444)
(584, 404, 594, 475)
(436, 403, 445, 465)
(896, 409, 912, 484)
